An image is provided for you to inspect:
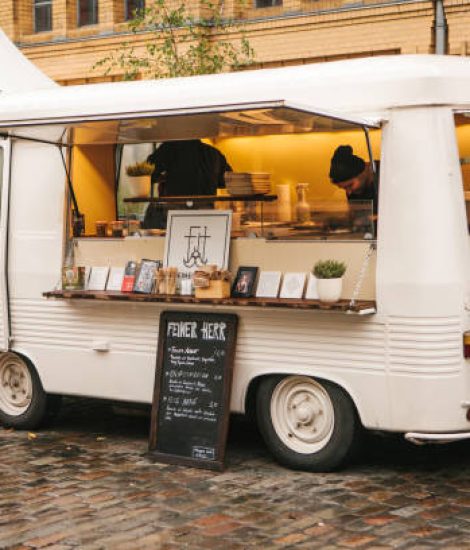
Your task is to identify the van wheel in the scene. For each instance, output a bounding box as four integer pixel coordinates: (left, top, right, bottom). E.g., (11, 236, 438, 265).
(0, 353, 48, 429)
(256, 375, 360, 472)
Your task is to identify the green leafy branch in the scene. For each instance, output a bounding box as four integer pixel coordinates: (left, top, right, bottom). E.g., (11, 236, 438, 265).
(93, 0, 255, 80)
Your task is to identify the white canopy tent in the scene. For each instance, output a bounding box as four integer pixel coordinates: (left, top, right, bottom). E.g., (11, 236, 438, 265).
(0, 28, 56, 94)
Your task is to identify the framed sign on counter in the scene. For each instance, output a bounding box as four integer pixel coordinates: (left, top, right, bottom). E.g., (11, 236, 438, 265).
(163, 210, 232, 272)
(149, 310, 238, 470)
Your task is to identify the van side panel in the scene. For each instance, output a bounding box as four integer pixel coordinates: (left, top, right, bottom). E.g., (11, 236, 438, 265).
(377, 107, 470, 431)
(377, 107, 470, 316)
(9, 140, 64, 343)
(0, 140, 10, 351)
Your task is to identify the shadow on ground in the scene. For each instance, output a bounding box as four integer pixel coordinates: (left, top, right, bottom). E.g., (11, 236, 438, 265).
(46, 396, 470, 473)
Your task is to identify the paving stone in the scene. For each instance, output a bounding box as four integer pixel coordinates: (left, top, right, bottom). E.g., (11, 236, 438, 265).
(0, 397, 469, 549)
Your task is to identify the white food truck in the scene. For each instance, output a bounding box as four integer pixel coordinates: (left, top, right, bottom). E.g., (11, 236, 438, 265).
(0, 30, 469, 471)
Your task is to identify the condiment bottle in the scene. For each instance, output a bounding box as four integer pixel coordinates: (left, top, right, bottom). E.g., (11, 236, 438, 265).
(295, 182, 311, 223)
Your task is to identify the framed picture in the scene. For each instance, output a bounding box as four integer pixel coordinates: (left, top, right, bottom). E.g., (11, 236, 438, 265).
(133, 259, 160, 294)
(121, 261, 138, 292)
(231, 266, 258, 298)
(279, 272, 306, 299)
(106, 267, 125, 291)
(164, 210, 232, 273)
(305, 273, 319, 300)
(87, 266, 109, 291)
(255, 271, 282, 298)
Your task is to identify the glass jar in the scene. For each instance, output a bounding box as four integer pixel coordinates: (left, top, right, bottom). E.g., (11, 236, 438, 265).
(127, 219, 141, 236)
(179, 273, 193, 295)
(110, 221, 124, 238)
(95, 221, 108, 238)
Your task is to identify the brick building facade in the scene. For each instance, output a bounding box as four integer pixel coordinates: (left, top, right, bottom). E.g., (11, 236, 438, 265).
(1, 0, 469, 84)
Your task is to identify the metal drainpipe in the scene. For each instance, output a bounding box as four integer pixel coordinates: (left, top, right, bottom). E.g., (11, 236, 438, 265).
(433, 0, 448, 55)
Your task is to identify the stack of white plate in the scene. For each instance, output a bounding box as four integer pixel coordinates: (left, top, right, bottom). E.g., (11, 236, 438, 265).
(225, 172, 271, 196)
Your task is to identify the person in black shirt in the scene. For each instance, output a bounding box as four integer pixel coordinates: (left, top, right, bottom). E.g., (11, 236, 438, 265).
(143, 140, 231, 229)
(329, 145, 379, 215)
(148, 139, 231, 196)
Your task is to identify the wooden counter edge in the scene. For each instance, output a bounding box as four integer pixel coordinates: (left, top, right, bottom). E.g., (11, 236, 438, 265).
(43, 290, 376, 314)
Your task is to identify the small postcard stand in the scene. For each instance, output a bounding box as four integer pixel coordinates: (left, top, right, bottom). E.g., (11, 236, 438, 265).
(149, 311, 238, 471)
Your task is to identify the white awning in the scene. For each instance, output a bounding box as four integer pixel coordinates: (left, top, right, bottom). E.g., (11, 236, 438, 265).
(0, 99, 380, 146)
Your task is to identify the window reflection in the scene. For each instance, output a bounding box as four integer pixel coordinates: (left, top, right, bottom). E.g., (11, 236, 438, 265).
(34, 0, 52, 32)
(78, 0, 98, 27)
(125, 0, 145, 20)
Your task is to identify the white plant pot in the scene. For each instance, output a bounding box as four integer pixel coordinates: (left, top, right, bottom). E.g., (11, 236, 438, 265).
(127, 175, 151, 198)
(317, 277, 343, 303)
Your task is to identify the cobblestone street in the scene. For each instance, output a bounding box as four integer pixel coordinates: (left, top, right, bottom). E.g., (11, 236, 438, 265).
(0, 398, 469, 549)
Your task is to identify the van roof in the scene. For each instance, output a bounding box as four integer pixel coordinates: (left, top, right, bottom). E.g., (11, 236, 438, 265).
(1, 54, 470, 143)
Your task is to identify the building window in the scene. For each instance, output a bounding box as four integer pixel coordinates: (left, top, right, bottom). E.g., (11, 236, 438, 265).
(125, 0, 145, 20)
(255, 0, 282, 6)
(78, 0, 98, 26)
(34, 0, 52, 32)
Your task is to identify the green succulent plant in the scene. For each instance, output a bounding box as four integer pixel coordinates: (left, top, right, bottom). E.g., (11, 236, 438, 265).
(125, 161, 155, 177)
(313, 260, 346, 279)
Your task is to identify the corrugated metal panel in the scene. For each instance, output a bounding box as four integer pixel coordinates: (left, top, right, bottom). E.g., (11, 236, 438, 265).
(11, 299, 386, 372)
(11, 299, 160, 354)
(235, 310, 386, 373)
(388, 316, 462, 374)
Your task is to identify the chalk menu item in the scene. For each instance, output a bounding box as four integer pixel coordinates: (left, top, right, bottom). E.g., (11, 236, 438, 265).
(149, 311, 238, 471)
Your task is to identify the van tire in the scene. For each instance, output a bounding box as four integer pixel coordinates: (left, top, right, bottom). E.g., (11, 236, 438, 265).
(0, 353, 48, 430)
(256, 375, 361, 472)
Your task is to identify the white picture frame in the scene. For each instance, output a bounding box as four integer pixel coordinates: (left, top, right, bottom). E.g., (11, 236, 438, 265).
(255, 271, 282, 298)
(106, 267, 125, 291)
(87, 266, 109, 291)
(279, 272, 306, 299)
(305, 273, 319, 300)
(164, 210, 232, 273)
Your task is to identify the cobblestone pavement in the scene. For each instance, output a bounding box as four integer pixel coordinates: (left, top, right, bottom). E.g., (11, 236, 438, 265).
(0, 398, 469, 550)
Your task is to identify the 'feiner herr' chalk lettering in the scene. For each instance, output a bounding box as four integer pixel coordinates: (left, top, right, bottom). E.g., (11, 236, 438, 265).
(167, 321, 198, 338)
(200, 322, 226, 341)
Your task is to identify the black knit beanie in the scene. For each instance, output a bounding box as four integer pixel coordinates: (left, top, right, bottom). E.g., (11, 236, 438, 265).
(329, 145, 366, 183)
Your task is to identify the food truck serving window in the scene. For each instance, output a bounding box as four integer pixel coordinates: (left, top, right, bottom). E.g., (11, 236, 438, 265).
(97, 103, 379, 243)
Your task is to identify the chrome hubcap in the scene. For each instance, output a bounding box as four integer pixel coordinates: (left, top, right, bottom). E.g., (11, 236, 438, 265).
(0, 355, 32, 416)
(271, 376, 334, 454)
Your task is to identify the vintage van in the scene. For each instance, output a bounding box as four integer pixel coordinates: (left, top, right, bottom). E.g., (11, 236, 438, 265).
(0, 33, 469, 471)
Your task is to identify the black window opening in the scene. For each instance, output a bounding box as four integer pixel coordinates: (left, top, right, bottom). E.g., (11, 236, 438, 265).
(34, 0, 52, 33)
(255, 0, 282, 7)
(125, 0, 145, 20)
(78, 0, 98, 27)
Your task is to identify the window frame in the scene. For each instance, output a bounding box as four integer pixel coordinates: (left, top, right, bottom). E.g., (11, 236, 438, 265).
(125, 0, 145, 21)
(77, 0, 99, 27)
(33, 0, 53, 33)
(254, 0, 282, 7)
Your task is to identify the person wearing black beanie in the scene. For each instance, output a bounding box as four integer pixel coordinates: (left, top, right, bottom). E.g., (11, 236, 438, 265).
(329, 145, 379, 214)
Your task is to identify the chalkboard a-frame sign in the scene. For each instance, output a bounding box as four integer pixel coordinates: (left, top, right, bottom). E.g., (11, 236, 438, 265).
(149, 311, 238, 471)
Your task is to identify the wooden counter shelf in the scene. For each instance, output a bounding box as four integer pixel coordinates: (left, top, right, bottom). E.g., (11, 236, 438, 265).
(43, 290, 376, 315)
(123, 194, 278, 204)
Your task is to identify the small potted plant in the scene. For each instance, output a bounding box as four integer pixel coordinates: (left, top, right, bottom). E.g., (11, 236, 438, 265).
(125, 161, 154, 198)
(313, 259, 347, 303)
